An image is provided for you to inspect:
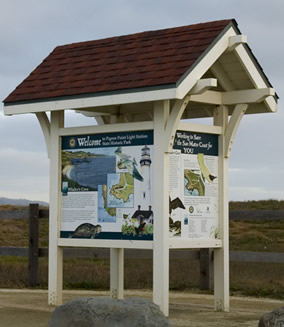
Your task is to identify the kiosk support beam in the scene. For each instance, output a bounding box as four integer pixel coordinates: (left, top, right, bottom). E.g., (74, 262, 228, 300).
(213, 105, 230, 311)
(153, 100, 170, 316)
(110, 248, 124, 299)
(48, 110, 64, 305)
(96, 115, 125, 301)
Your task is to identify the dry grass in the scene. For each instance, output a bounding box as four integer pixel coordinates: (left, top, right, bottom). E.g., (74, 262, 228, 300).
(0, 219, 30, 247)
(0, 218, 49, 247)
(0, 257, 29, 288)
(229, 199, 284, 210)
(0, 257, 283, 300)
(0, 203, 283, 299)
(230, 262, 284, 299)
(229, 220, 284, 252)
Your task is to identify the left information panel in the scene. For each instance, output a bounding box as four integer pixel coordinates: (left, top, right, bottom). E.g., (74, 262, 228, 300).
(60, 130, 154, 241)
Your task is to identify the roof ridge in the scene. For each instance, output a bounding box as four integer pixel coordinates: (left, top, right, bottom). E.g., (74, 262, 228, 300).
(54, 19, 234, 52)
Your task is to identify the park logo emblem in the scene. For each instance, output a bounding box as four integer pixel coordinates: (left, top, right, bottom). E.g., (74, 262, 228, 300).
(69, 137, 76, 148)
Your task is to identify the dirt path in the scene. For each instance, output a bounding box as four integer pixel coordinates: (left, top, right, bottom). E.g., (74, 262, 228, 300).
(0, 289, 282, 326)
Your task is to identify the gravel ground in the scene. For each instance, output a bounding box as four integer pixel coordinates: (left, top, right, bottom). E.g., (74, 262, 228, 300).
(0, 289, 282, 326)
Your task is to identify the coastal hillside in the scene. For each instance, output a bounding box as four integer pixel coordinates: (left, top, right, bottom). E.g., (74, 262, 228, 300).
(229, 199, 284, 210)
(0, 197, 48, 207)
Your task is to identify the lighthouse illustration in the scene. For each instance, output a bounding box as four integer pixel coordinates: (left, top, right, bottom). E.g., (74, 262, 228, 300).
(140, 145, 152, 208)
(131, 145, 153, 226)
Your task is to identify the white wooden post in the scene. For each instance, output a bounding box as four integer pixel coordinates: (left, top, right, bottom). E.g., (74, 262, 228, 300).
(48, 110, 64, 305)
(110, 248, 124, 299)
(153, 100, 170, 316)
(97, 115, 125, 300)
(213, 105, 230, 311)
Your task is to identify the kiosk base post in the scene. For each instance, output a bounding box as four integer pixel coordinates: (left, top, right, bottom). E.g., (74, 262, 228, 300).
(110, 248, 124, 299)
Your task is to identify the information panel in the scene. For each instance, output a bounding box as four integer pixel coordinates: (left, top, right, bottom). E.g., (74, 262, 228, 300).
(61, 130, 154, 240)
(169, 131, 219, 239)
(60, 129, 219, 241)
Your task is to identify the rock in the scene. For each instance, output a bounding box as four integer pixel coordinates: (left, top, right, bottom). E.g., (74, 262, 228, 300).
(258, 307, 284, 327)
(49, 297, 172, 327)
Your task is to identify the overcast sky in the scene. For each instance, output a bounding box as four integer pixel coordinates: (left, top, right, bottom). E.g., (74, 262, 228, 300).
(0, 0, 283, 202)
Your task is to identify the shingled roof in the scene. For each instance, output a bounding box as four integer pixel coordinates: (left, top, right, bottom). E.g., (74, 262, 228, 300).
(4, 19, 234, 104)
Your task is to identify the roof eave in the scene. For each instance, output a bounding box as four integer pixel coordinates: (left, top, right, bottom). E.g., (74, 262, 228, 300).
(3, 85, 178, 116)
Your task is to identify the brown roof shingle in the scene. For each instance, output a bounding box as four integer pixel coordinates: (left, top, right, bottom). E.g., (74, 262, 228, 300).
(4, 19, 234, 104)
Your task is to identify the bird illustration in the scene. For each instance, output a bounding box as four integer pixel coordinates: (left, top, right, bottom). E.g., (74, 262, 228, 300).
(197, 153, 216, 183)
(115, 147, 144, 181)
(123, 214, 130, 219)
(169, 196, 185, 236)
(169, 218, 182, 236)
(169, 196, 185, 214)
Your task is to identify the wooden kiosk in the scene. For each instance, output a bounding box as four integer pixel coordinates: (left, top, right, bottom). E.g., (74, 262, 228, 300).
(3, 19, 277, 316)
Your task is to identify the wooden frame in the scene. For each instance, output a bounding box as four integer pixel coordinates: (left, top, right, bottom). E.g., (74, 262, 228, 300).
(46, 100, 230, 314)
(27, 83, 276, 315)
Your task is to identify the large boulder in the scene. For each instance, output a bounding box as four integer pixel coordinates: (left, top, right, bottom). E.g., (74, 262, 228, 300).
(49, 297, 172, 327)
(258, 307, 284, 327)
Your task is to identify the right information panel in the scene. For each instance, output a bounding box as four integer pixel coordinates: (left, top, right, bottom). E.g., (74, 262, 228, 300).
(169, 130, 219, 239)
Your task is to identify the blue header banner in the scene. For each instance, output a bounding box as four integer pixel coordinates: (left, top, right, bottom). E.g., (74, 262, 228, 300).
(173, 130, 218, 156)
(62, 130, 154, 150)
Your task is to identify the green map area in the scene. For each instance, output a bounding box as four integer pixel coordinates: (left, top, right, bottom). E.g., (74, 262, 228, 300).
(110, 173, 134, 202)
(102, 184, 116, 216)
(184, 169, 205, 196)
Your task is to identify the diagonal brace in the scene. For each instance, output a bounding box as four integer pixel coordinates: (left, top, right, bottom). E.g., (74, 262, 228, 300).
(165, 96, 190, 152)
(224, 104, 248, 158)
(36, 112, 51, 158)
